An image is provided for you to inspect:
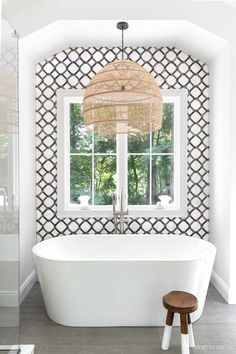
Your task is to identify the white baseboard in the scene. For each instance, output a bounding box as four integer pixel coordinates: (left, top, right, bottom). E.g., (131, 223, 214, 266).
(21, 345, 35, 354)
(0, 270, 36, 306)
(20, 269, 36, 303)
(0, 345, 34, 353)
(0, 290, 19, 306)
(211, 270, 230, 303)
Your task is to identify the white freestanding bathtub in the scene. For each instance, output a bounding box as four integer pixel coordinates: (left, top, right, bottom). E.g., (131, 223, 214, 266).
(32, 235, 216, 327)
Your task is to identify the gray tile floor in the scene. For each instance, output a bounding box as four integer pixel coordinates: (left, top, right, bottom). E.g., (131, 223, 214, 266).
(0, 306, 19, 352)
(20, 283, 236, 354)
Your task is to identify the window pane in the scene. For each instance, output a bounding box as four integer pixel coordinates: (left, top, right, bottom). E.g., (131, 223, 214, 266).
(94, 134, 116, 154)
(128, 133, 150, 153)
(151, 155, 174, 204)
(152, 103, 174, 153)
(70, 155, 92, 204)
(70, 103, 92, 153)
(94, 155, 116, 205)
(128, 155, 150, 205)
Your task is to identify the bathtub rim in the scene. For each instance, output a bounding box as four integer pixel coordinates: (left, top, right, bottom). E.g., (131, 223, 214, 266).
(32, 234, 216, 263)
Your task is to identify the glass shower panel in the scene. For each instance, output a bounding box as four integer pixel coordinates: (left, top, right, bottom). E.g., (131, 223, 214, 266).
(0, 17, 19, 353)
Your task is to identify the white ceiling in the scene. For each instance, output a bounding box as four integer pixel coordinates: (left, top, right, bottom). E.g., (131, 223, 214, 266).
(19, 19, 227, 66)
(2, 0, 236, 38)
(224, 1, 236, 10)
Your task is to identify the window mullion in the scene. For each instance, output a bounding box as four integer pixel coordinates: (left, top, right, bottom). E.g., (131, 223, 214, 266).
(65, 100, 71, 208)
(92, 132, 94, 206)
(149, 132, 152, 206)
(116, 134, 128, 209)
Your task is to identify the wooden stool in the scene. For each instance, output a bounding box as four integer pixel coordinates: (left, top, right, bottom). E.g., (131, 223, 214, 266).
(161, 291, 198, 354)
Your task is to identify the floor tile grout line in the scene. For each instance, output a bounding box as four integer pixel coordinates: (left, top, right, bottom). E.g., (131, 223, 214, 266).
(4, 327, 15, 347)
(206, 292, 214, 302)
(81, 327, 86, 346)
(37, 344, 42, 354)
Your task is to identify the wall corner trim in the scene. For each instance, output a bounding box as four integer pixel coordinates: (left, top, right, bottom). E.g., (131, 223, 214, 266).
(211, 270, 235, 304)
(20, 345, 35, 354)
(0, 270, 36, 307)
(0, 346, 34, 353)
(20, 269, 36, 303)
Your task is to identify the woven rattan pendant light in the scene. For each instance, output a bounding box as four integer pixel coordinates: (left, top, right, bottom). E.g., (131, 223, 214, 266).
(83, 22, 163, 134)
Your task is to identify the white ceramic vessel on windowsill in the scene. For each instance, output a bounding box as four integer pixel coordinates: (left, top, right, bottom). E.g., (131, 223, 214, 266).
(78, 195, 90, 210)
(158, 195, 172, 207)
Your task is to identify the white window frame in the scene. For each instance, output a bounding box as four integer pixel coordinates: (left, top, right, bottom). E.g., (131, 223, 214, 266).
(57, 88, 187, 218)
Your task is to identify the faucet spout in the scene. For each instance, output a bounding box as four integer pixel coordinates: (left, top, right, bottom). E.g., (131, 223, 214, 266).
(112, 189, 129, 234)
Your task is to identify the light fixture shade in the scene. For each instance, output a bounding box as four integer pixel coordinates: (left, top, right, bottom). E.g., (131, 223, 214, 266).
(83, 59, 163, 134)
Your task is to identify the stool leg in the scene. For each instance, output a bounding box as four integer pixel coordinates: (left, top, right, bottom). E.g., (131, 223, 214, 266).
(188, 314, 195, 348)
(161, 311, 174, 350)
(180, 314, 190, 354)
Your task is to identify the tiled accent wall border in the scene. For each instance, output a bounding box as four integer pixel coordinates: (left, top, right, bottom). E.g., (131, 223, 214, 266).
(35, 46, 209, 241)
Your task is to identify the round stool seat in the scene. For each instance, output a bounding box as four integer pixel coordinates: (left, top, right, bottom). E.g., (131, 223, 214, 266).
(163, 291, 198, 314)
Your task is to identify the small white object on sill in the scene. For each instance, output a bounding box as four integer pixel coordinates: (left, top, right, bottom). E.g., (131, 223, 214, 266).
(78, 195, 90, 210)
(158, 195, 172, 207)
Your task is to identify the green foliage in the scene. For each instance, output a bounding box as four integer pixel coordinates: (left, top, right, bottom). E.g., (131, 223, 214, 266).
(70, 155, 92, 203)
(94, 156, 116, 205)
(70, 102, 174, 206)
(70, 103, 92, 153)
(94, 134, 116, 154)
(128, 103, 174, 204)
(128, 155, 149, 205)
(128, 133, 150, 153)
(152, 155, 174, 204)
(152, 103, 174, 153)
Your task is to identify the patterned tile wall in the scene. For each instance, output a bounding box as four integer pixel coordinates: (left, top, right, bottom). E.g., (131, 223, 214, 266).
(35, 47, 209, 241)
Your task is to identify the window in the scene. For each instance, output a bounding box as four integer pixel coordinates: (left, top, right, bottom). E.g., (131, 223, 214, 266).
(57, 88, 187, 217)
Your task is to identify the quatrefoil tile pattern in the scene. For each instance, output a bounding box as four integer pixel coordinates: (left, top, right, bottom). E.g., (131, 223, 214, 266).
(35, 46, 209, 241)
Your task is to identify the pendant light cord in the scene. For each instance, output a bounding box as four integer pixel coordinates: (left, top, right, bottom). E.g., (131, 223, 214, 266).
(117, 22, 128, 60)
(122, 27, 124, 60)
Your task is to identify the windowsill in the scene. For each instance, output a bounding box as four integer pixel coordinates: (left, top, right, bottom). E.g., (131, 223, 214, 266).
(57, 204, 187, 218)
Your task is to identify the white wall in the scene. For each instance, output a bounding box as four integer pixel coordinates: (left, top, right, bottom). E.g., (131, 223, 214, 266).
(209, 42, 236, 304)
(228, 49, 236, 303)
(209, 49, 232, 300)
(19, 45, 36, 295)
